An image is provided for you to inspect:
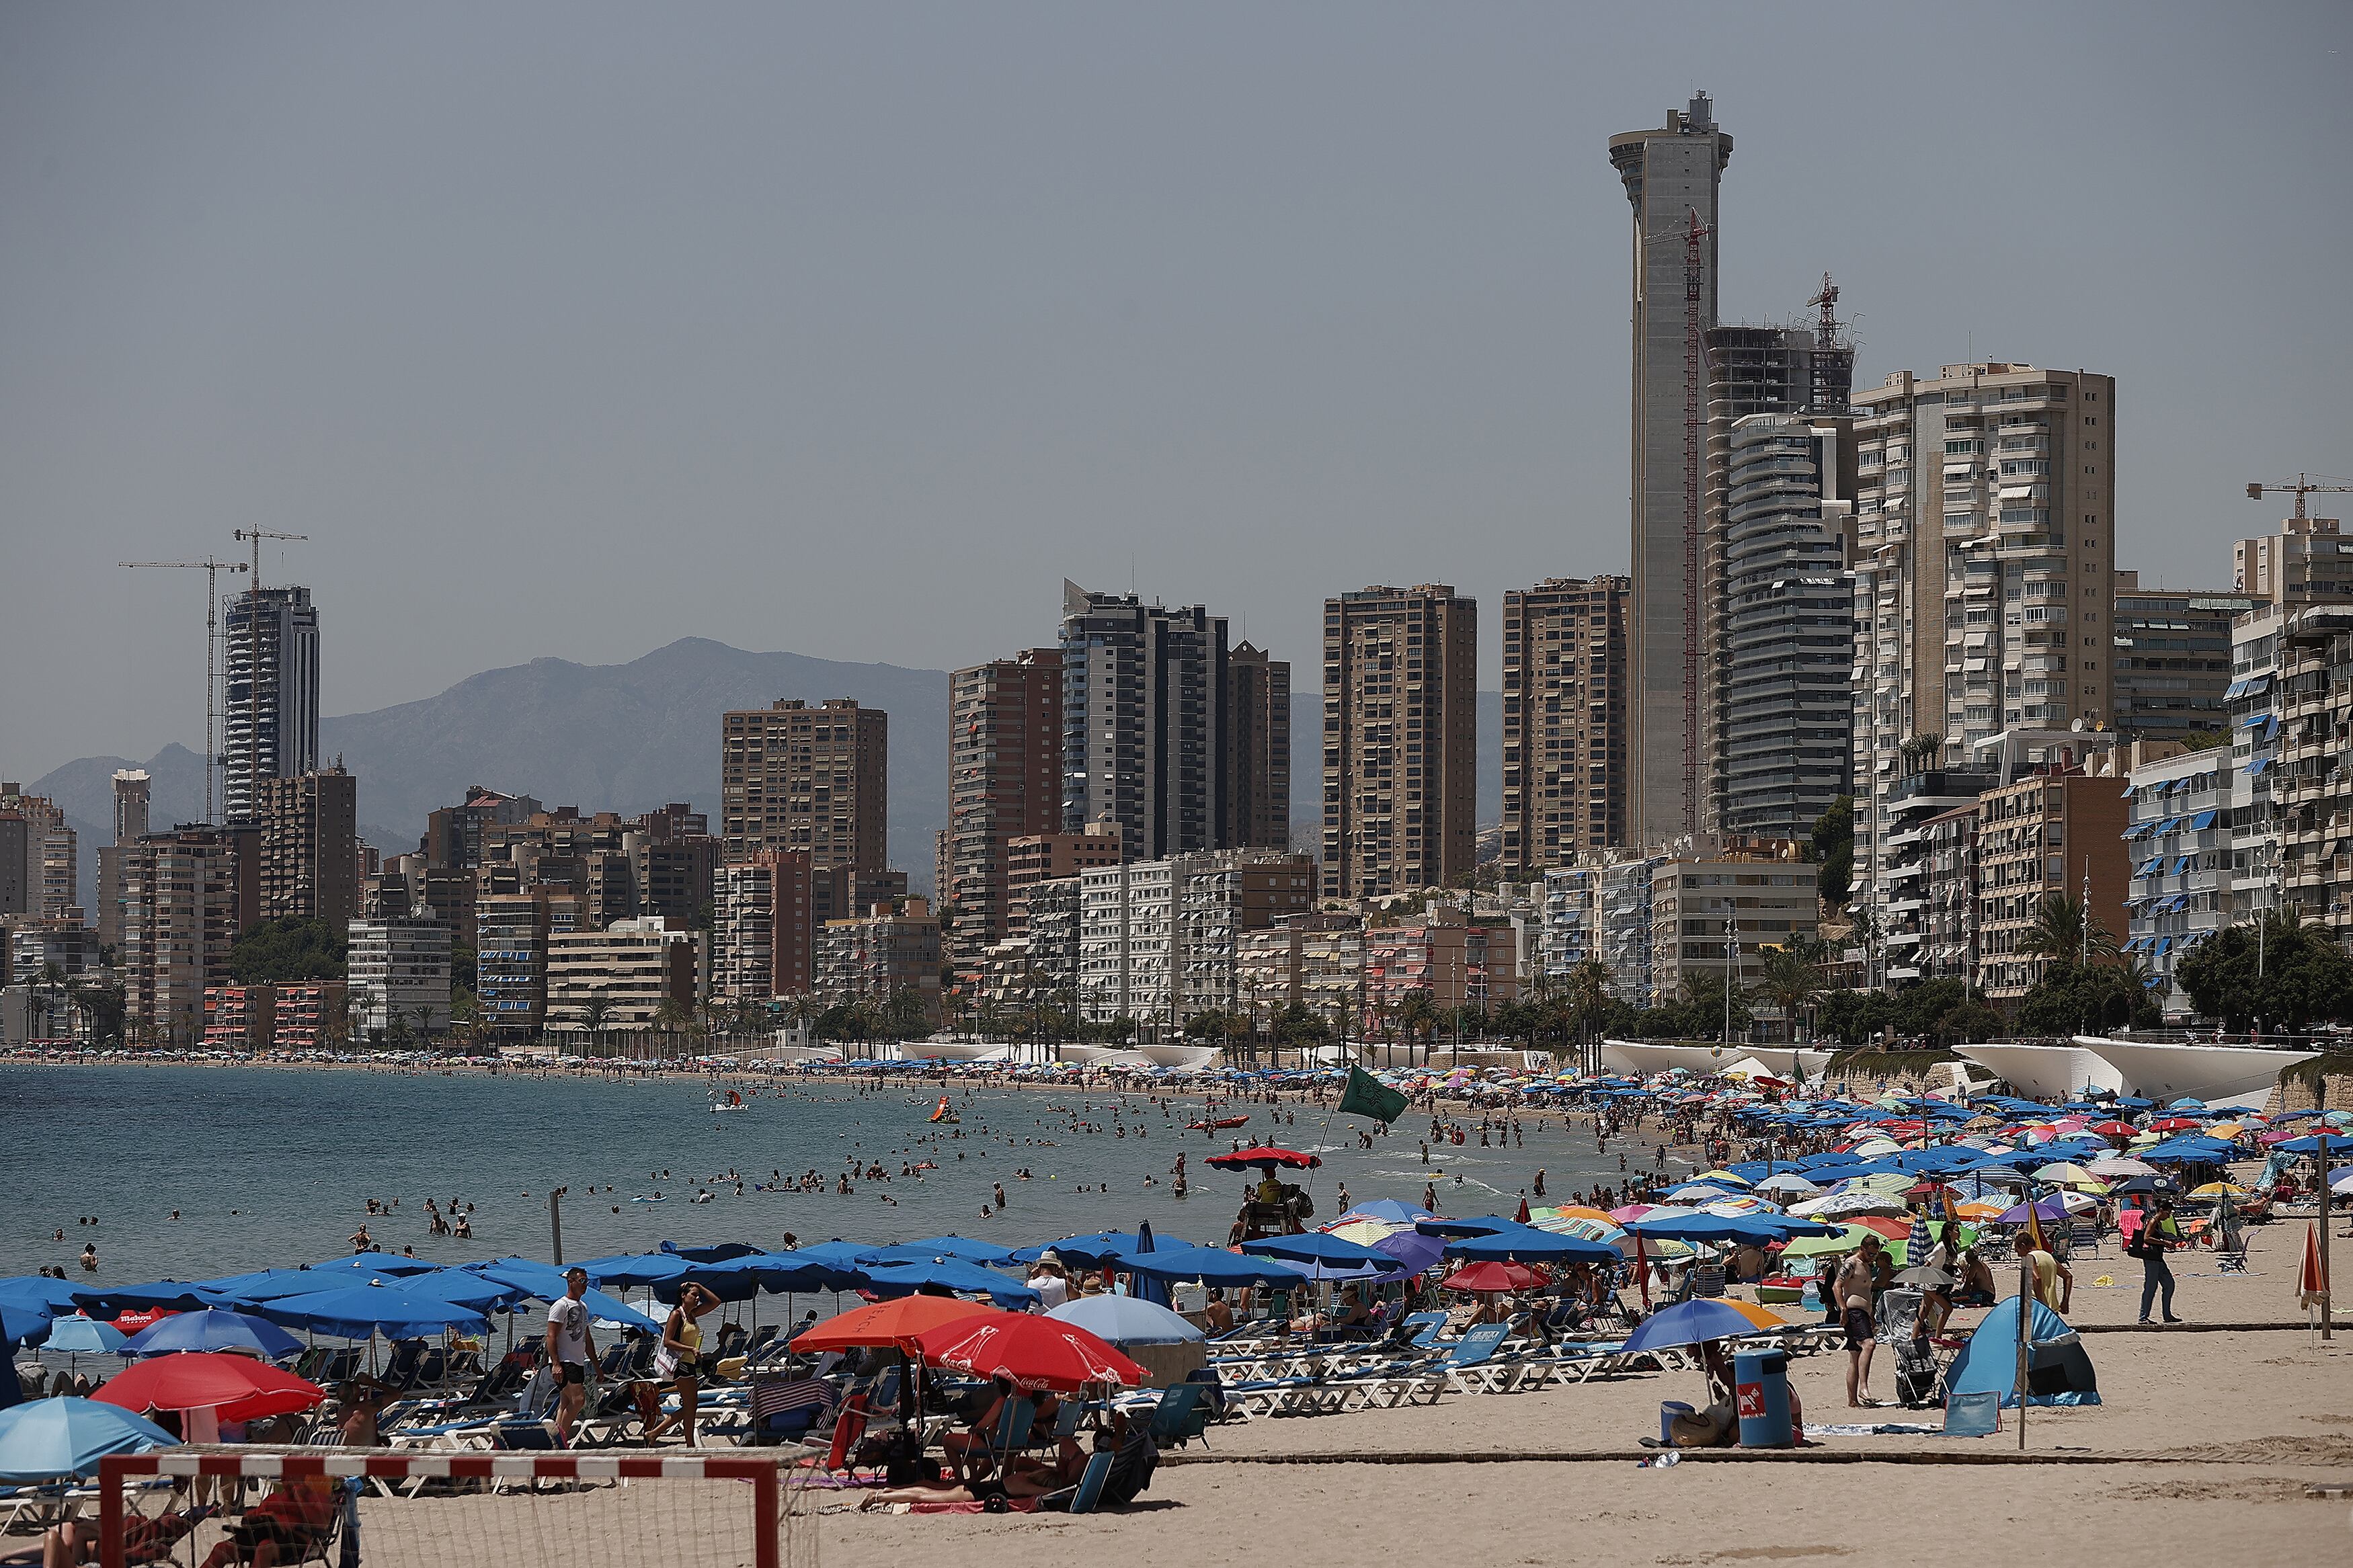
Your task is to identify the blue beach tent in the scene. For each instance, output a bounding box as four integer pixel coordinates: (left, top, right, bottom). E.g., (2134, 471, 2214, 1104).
(1944, 1296, 2099, 1407)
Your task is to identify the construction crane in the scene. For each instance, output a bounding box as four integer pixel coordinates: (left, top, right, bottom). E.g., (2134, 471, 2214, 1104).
(118, 557, 250, 823)
(231, 528, 309, 821)
(2246, 474, 2353, 522)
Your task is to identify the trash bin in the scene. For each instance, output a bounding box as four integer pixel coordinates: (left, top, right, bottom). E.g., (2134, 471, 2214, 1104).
(1734, 1350, 1793, 1448)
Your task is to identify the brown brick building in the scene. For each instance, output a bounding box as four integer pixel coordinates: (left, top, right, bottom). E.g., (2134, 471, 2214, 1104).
(1322, 585, 1478, 900)
(1501, 577, 1628, 874)
(720, 699, 889, 872)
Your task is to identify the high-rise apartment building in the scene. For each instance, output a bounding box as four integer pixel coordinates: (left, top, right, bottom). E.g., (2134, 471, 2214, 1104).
(1850, 364, 2118, 904)
(1076, 852, 1315, 1031)
(260, 767, 358, 930)
(122, 827, 245, 1044)
(96, 770, 151, 952)
(1227, 643, 1291, 852)
(475, 894, 553, 1038)
(946, 649, 1063, 956)
(1500, 577, 1628, 873)
(1702, 318, 1857, 843)
(221, 585, 321, 824)
(814, 897, 942, 1026)
(1609, 93, 1731, 847)
(0, 785, 78, 923)
(2109, 573, 2256, 746)
(1320, 585, 1478, 900)
(2234, 512, 2353, 607)
(1060, 584, 1226, 860)
(1973, 769, 2128, 1003)
(347, 915, 454, 1041)
(547, 917, 700, 1034)
(719, 699, 889, 872)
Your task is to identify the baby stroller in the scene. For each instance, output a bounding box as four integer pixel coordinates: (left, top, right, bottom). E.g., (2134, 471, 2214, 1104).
(1877, 1287, 1949, 1410)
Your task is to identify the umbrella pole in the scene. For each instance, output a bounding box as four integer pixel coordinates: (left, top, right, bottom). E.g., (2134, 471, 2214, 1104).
(2013, 1258, 2030, 1451)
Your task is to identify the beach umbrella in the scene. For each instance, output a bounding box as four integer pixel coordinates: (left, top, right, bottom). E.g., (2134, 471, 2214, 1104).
(1443, 1225, 1620, 1264)
(92, 1353, 325, 1422)
(1994, 1196, 2075, 1225)
(121, 1308, 302, 1361)
(571, 1253, 691, 1289)
(1752, 1173, 1822, 1197)
(1108, 1243, 1310, 1289)
(911, 1311, 1150, 1393)
(1045, 1295, 1203, 1346)
(0, 1399, 180, 1483)
(1240, 1232, 1392, 1268)
(70, 1283, 227, 1319)
(300, 1254, 441, 1278)
(859, 1258, 1039, 1311)
(1008, 1231, 1189, 1271)
(793, 1294, 1004, 1352)
(0, 1298, 57, 1346)
(461, 1260, 664, 1333)
(2033, 1163, 2101, 1187)
(42, 1315, 130, 1356)
(252, 1283, 489, 1341)
(0, 1276, 83, 1315)
(1439, 1260, 1549, 1292)
(2085, 1157, 2156, 1178)
(1328, 1200, 1436, 1229)
(2187, 1182, 2251, 1200)
(861, 1236, 1019, 1268)
(1623, 1299, 1773, 1354)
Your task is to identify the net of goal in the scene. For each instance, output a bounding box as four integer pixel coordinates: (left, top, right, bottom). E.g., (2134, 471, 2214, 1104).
(91, 1447, 817, 1568)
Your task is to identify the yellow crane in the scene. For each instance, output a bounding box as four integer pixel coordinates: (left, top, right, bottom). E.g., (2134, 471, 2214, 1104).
(118, 558, 250, 824)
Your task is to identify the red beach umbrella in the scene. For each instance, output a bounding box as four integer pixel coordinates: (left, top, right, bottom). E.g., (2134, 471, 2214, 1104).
(792, 1294, 1001, 1353)
(1439, 1260, 1550, 1292)
(91, 1352, 325, 1422)
(910, 1312, 1150, 1393)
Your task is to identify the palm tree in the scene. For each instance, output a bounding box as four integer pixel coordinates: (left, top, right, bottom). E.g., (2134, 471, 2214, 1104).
(1563, 958, 1611, 1075)
(2022, 893, 2118, 968)
(1757, 945, 1822, 1043)
(1396, 990, 1440, 1066)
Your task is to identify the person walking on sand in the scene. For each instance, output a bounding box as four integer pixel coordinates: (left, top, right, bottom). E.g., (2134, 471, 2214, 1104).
(546, 1267, 597, 1446)
(2130, 1199, 2183, 1323)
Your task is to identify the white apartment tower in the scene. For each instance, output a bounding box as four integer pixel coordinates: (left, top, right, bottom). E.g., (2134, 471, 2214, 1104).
(1851, 364, 2117, 903)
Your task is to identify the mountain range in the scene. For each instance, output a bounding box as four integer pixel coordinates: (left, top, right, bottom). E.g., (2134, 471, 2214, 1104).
(30, 638, 1503, 913)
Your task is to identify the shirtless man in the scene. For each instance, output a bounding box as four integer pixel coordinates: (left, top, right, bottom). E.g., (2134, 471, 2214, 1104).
(1836, 1236, 1884, 1407)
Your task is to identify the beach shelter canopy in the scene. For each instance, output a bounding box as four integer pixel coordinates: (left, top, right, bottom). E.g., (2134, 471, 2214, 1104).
(1944, 1296, 2100, 1407)
(0, 1398, 180, 1483)
(92, 1353, 325, 1423)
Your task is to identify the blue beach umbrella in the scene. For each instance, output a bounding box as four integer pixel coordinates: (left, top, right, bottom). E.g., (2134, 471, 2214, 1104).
(122, 1308, 301, 1360)
(861, 1236, 1019, 1268)
(0, 1298, 56, 1346)
(573, 1253, 691, 1290)
(1008, 1231, 1192, 1270)
(1238, 1232, 1392, 1268)
(0, 1276, 83, 1315)
(69, 1282, 228, 1319)
(1624, 1298, 1778, 1354)
(253, 1284, 489, 1341)
(1108, 1243, 1310, 1289)
(1045, 1295, 1204, 1346)
(1443, 1225, 1620, 1265)
(0, 1399, 180, 1483)
(42, 1315, 129, 1356)
(301, 1254, 442, 1278)
(460, 1261, 662, 1333)
(859, 1257, 1039, 1309)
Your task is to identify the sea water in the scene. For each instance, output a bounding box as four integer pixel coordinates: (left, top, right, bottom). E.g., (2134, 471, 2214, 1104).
(2, 1064, 1655, 1284)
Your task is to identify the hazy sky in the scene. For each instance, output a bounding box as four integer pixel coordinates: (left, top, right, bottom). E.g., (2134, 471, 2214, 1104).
(5, 3, 2349, 775)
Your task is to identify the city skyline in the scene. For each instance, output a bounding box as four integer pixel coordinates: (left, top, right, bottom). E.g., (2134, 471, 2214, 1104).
(5, 7, 2349, 777)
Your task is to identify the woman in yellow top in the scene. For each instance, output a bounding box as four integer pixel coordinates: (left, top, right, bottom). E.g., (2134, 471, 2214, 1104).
(643, 1282, 722, 1446)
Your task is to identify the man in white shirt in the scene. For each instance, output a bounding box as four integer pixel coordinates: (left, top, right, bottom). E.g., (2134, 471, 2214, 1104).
(1026, 1251, 1070, 1311)
(545, 1266, 597, 1444)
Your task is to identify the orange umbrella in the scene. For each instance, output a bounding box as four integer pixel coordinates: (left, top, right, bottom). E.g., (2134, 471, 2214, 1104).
(793, 1295, 1007, 1352)
(910, 1312, 1150, 1393)
(1717, 1300, 1788, 1330)
(91, 1352, 325, 1423)
(1851, 1216, 1911, 1241)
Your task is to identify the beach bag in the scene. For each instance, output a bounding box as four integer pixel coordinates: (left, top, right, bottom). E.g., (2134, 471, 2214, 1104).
(653, 1345, 680, 1379)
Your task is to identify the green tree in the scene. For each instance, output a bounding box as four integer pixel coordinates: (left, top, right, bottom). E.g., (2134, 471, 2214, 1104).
(2016, 962, 2161, 1036)
(1810, 794, 1854, 909)
(227, 917, 346, 984)
(2175, 911, 2353, 1032)
(1757, 945, 1823, 1042)
(1394, 990, 1440, 1064)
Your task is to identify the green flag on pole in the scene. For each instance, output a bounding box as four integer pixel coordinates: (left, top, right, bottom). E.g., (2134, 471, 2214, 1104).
(1337, 1064, 1408, 1125)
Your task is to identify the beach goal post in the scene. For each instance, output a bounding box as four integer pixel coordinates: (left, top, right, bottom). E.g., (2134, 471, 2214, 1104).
(96, 1447, 816, 1568)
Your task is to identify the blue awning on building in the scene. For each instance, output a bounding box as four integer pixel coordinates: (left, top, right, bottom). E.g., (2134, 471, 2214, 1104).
(2189, 809, 2218, 830)
(2246, 756, 2272, 777)
(2240, 712, 2268, 728)
(2153, 938, 2173, 956)
(2173, 856, 2194, 874)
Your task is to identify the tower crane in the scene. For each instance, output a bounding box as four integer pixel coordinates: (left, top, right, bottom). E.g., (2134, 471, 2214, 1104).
(2246, 474, 2353, 522)
(118, 558, 249, 824)
(230, 529, 309, 821)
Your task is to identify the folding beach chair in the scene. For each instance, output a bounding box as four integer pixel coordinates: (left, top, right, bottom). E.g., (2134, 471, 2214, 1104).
(1942, 1389, 2000, 1438)
(1145, 1383, 1210, 1448)
(2068, 1223, 2101, 1258)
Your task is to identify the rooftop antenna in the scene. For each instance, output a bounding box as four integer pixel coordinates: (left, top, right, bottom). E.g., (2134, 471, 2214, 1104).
(118, 557, 251, 823)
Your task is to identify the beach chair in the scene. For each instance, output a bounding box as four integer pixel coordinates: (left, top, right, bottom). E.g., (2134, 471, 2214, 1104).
(818, 1393, 871, 1477)
(2068, 1222, 2101, 1257)
(1144, 1383, 1211, 1448)
(1324, 1323, 1516, 1410)
(1061, 1451, 1115, 1515)
(1689, 1264, 1726, 1300)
